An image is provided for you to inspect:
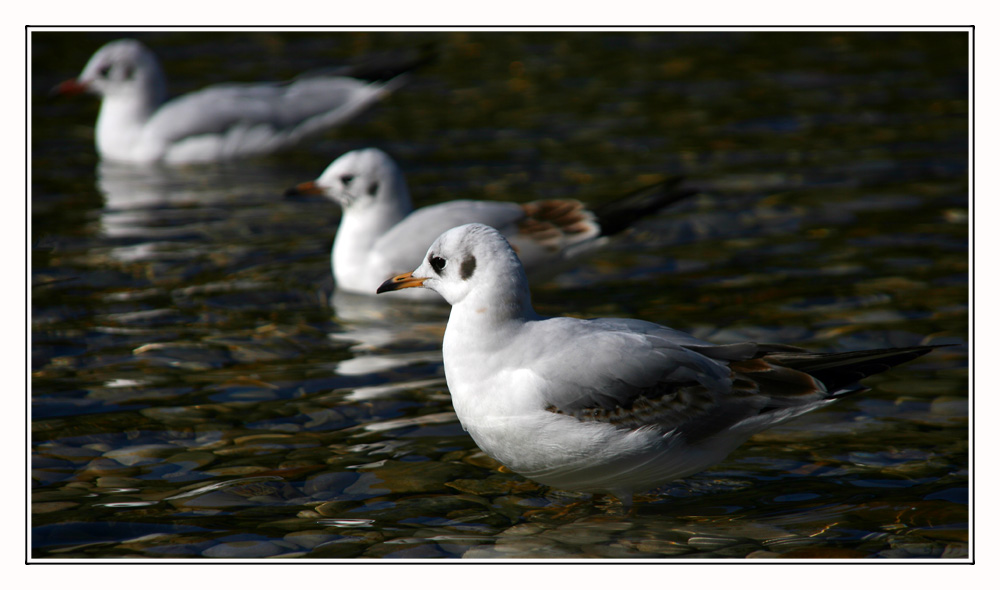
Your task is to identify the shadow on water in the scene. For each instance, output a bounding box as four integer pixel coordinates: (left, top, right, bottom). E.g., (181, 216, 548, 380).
(31, 30, 968, 560)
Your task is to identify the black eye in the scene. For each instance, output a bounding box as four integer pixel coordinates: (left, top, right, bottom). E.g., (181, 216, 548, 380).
(367, 181, 379, 196)
(339, 174, 354, 186)
(429, 255, 446, 273)
(98, 65, 112, 78)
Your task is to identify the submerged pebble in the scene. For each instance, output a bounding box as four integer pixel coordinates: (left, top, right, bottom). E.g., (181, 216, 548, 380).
(104, 444, 179, 466)
(202, 540, 287, 558)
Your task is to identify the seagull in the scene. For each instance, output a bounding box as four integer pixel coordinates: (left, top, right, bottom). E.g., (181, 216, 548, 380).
(53, 39, 429, 165)
(377, 223, 939, 510)
(288, 147, 698, 301)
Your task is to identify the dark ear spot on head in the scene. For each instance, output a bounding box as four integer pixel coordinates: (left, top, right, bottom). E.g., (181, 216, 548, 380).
(460, 255, 477, 280)
(367, 181, 379, 196)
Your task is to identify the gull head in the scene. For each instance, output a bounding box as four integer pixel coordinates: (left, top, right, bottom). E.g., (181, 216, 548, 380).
(57, 39, 166, 101)
(377, 223, 533, 313)
(297, 148, 412, 213)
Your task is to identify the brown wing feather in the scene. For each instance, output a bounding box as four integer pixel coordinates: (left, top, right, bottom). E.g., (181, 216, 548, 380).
(730, 358, 829, 401)
(545, 344, 937, 440)
(546, 374, 768, 440)
(518, 199, 596, 250)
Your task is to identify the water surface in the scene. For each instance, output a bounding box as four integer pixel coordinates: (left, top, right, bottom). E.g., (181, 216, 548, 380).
(30, 30, 969, 560)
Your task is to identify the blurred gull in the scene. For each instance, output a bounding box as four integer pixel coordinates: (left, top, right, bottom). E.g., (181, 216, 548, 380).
(377, 223, 939, 509)
(55, 39, 429, 165)
(288, 148, 698, 301)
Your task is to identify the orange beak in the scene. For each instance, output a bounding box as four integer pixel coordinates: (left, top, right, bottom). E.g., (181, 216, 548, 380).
(376, 271, 427, 294)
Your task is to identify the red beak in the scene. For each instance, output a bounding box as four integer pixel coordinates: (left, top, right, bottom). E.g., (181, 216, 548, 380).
(51, 79, 89, 96)
(286, 180, 324, 196)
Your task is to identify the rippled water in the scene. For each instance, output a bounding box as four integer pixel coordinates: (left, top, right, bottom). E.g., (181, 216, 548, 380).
(30, 30, 969, 561)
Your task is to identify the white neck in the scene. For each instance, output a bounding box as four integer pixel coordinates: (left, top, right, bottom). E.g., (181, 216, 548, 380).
(94, 90, 163, 161)
(441, 267, 538, 371)
(332, 201, 410, 290)
(443, 308, 526, 392)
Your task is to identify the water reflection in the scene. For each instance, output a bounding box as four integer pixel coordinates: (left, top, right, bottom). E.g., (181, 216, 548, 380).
(94, 160, 304, 249)
(327, 289, 446, 377)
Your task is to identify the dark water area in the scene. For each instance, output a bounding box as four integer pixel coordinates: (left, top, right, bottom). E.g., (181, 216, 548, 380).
(30, 30, 969, 560)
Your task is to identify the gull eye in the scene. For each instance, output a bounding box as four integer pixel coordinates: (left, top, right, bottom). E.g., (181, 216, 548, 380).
(429, 255, 446, 273)
(98, 65, 112, 78)
(339, 174, 354, 186)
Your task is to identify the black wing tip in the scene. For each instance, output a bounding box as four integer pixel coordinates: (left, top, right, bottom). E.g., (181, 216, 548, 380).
(593, 177, 700, 237)
(777, 344, 949, 396)
(341, 43, 439, 83)
(850, 344, 950, 366)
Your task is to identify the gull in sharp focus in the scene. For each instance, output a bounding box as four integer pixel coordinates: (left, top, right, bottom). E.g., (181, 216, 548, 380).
(377, 223, 939, 509)
(54, 39, 429, 165)
(288, 148, 697, 301)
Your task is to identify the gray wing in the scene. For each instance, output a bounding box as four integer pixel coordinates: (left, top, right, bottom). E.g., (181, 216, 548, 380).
(374, 198, 605, 277)
(142, 76, 394, 157)
(373, 200, 527, 271)
(523, 317, 830, 439)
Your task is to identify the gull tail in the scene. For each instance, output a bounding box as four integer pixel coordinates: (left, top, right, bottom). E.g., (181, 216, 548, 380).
(592, 177, 699, 237)
(763, 345, 943, 397)
(335, 42, 438, 83)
